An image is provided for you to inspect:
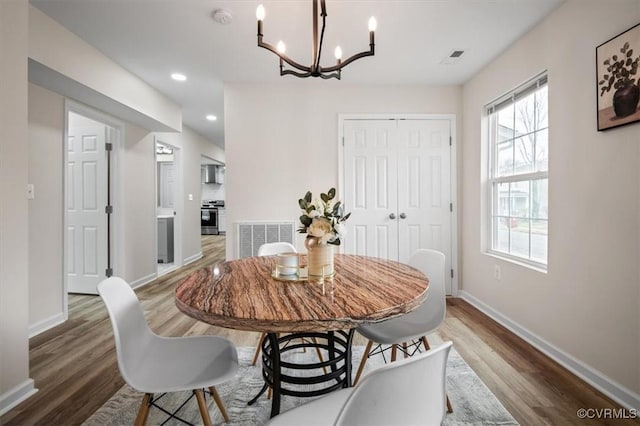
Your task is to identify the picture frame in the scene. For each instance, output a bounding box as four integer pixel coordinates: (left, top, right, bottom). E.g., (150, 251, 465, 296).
(596, 22, 640, 131)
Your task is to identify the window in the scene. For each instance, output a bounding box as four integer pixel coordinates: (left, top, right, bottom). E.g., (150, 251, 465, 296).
(487, 73, 548, 269)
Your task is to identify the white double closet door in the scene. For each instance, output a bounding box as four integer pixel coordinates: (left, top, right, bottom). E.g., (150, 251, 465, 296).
(342, 118, 454, 294)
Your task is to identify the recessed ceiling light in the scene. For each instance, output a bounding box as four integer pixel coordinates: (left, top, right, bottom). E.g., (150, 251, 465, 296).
(206, 115, 217, 121)
(171, 73, 187, 81)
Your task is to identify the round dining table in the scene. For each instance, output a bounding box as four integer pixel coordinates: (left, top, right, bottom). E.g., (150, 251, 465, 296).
(175, 253, 429, 418)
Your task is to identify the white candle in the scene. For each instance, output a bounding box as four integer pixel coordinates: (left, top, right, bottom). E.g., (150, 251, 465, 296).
(276, 253, 299, 276)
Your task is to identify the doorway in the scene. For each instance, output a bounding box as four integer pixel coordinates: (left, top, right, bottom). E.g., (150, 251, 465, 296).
(155, 139, 182, 276)
(340, 115, 458, 295)
(65, 105, 122, 296)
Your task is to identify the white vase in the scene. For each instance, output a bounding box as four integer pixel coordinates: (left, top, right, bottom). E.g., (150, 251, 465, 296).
(305, 237, 334, 278)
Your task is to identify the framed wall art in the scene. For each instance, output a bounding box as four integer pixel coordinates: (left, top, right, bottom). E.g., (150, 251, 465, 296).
(596, 22, 640, 131)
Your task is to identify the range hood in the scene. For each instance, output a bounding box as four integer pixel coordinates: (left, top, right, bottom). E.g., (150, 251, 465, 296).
(202, 164, 220, 184)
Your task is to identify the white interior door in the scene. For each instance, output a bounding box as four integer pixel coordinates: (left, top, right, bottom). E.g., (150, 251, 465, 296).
(67, 120, 107, 294)
(343, 120, 399, 260)
(343, 118, 453, 294)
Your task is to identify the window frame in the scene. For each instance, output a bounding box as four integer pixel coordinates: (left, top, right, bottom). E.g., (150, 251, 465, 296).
(486, 72, 549, 271)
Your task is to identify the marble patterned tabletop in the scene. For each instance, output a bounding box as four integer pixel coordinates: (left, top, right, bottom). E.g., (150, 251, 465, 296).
(175, 254, 429, 332)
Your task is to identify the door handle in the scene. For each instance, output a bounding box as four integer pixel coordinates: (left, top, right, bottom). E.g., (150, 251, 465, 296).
(399, 213, 407, 219)
(389, 213, 396, 220)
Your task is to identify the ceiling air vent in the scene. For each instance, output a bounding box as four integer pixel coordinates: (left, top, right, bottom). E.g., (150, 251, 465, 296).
(440, 49, 465, 65)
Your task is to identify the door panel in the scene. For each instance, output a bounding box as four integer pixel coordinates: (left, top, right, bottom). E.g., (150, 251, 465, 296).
(343, 120, 398, 259)
(397, 119, 451, 290)
(67, 122, 107, 294)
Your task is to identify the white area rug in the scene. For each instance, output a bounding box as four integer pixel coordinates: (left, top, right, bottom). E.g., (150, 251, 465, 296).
(84, 345, 519, 425)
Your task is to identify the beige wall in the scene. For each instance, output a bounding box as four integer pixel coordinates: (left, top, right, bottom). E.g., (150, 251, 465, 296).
(27, 84, 65, 329)
(0, 0, 35, 413)
(461, 0, 640, 398)
(224, 82, 463, 258)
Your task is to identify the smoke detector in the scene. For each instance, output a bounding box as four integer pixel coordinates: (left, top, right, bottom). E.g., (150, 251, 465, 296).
(212, 9, 233, 25)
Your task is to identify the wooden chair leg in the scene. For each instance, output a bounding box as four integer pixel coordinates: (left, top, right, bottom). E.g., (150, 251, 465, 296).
(208, 386, 230, 422)
(353, 340, 374, 386)
(446, 393, 453, 413)
(134, 393, 152, 426)
(402, 342, 409, 358)
(391, 344, 398, 362)
(251, 332, 266, 366)
(195, 389, 213, 426)
(421, 336, 431, 351)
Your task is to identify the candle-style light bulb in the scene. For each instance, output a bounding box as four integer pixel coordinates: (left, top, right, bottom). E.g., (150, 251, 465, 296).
(277, 40, 286, 54)
(334, 46, 343, 60)
(256, 4, 265, 21)
(368, 16, 377, 32)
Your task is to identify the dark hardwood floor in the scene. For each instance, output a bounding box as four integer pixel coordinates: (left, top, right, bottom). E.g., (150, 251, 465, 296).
(2, 235, 635, 425)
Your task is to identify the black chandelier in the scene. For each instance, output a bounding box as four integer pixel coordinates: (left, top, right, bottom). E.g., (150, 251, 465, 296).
(256, 0, 376, 80)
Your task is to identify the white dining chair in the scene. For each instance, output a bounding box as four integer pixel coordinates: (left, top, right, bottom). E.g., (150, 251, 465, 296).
(251, 242, 298, 365)
(267, 341, 453, 426)
(98, 277, 239, 426)
(353, 248, 453, 412)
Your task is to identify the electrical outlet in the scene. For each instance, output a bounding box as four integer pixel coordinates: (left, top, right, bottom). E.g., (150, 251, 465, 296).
(494, 265, 501, 281)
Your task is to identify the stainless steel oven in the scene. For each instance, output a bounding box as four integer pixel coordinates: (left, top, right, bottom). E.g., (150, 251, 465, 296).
(201, 206, 218, 235)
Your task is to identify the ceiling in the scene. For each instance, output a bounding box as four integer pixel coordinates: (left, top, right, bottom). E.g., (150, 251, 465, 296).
(30, 0, 564, 148)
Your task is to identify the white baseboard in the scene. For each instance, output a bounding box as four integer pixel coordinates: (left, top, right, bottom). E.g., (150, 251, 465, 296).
(129, 272, 157, 290)
(459, 291, 640, 411)
(28, 312, 66, 338)
(183, 252, 202, 266)
(0, 379, 38, 416)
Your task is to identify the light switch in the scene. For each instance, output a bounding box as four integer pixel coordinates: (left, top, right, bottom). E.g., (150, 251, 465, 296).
(27, 184, 35, 200)
(188, 193, 193, 201)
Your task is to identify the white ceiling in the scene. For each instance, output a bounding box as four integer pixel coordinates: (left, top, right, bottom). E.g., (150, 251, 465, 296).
(30, 0, 564, 148)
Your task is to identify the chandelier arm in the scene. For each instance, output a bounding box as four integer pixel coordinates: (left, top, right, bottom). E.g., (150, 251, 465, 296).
(318, 71, 340, 80)
(281, 69, 314, 78)
(258, 40, 312, 73)
(322, 48, 374, 73)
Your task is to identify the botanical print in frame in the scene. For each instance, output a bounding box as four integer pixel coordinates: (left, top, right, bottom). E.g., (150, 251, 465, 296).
(596, 22, 640, 131)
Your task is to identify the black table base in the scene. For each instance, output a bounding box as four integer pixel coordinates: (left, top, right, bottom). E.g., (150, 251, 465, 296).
(247, 329, 355, 418)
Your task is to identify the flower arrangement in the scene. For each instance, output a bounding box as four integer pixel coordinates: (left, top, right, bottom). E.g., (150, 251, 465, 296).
(298, 187, 351, 245)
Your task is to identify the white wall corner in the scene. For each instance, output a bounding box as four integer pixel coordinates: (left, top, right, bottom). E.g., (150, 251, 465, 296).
(28, 312, 66, 338)
(459, 291, 640, 411)
(129, 273, 158, 290)
(0, 379, 37, 416)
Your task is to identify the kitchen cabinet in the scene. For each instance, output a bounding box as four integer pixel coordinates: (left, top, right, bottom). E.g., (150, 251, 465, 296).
(218, 208, 227, 235)
(157, 216, 174, 263)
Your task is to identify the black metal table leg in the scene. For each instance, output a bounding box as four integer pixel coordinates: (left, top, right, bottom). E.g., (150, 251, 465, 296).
(247, 382, 268, 406)
(252, 329, 356, 418)
(267, 332, 282, 417)
(344, 329, 354, 387)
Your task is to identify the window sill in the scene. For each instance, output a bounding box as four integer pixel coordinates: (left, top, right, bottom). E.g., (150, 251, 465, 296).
(485, 251, 548, 274)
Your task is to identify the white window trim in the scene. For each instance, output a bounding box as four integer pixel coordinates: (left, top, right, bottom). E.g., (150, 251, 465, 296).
(485, 72, 548, 271)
